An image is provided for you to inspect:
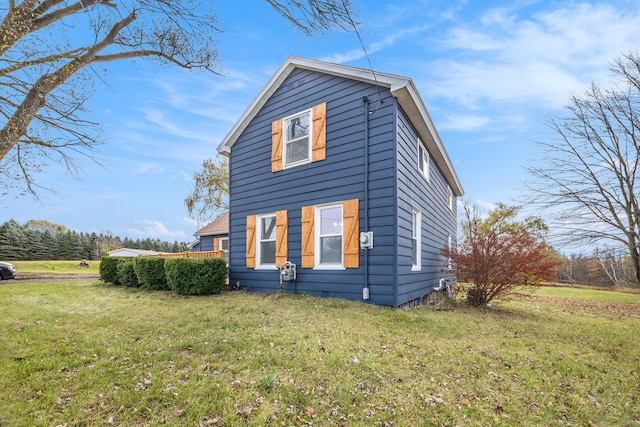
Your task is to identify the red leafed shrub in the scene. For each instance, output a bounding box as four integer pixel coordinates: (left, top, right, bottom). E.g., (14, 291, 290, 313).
(444, 203, 561, 306)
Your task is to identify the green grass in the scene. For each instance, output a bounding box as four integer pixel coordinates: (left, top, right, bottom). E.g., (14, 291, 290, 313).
(11, 260, 100, 275)
(1, 274, 639, 426)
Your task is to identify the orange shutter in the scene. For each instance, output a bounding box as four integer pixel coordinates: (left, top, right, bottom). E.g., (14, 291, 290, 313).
(271, 119, 283, 172)
(312, 103, 326, 162)
(343, 199, 359, 268)
(301, 205, 315, 268)
(246, 215, 256, 268)
(276, 210, 288, 267)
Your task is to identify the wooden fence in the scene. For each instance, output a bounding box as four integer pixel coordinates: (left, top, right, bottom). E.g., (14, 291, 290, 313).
(149, 250, 224, 259)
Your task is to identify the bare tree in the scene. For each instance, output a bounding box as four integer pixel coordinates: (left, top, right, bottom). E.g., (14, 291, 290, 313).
(0, 0, 356, 196)
(527, 52, 640, 283)
(184, 155, 229, 223)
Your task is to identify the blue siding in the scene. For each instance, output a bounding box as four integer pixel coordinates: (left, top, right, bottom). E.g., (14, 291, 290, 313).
(227, 66, 458, 306)
(229, 68, 397, 305)
(194, 236, 214, 252)
(395, 107, 457, 305)
(192, 234, 228, 252)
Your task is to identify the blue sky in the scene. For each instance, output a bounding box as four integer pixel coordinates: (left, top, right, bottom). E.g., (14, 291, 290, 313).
(3, 0, 640, 246)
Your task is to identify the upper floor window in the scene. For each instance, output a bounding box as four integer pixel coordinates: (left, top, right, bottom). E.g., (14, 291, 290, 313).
(418, 140, 429, 181)
(284, 110, 311, 167)
(272, 103, 326, 172)
(411, 207, 422, 271)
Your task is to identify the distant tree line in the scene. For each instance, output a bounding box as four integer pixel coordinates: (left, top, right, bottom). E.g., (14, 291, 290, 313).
(0, 220, 190, 261)
(557, 249, 637, 287)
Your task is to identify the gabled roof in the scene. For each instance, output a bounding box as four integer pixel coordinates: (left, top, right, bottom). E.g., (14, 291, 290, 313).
(194, 212, 229, 237)
(216, 56, 463, 197)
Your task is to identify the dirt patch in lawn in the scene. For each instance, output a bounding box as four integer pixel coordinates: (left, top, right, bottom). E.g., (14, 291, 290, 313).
(10, 272, 100, 283)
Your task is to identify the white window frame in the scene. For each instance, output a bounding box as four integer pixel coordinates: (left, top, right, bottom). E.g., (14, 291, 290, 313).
(448, 233, 453, 271)
(417, 139, 429, 181)
(219, 237, 229, 263)
(411, 207, 422, 271)
(314, 202, 344, 270)
(283, 108, 313, 169)
(256, 213, 277, 269)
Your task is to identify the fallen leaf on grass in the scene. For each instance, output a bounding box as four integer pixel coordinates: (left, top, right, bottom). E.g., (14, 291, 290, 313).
(237, 406, 253, 418)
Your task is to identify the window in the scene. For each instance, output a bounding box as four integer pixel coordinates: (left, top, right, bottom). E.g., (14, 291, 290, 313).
(284, 110, 311, 168)
(418, 140, 429, 181)
(246, 211, 288, 269)
(257, 213, 276, 267)
(411, 207, 421, 270)
(219, 237, 229, 263)
(447, 233, 453, 271)
(301, 199, 359, 269)
(271, 103, 326, 172)
(316, 204, 343, 267)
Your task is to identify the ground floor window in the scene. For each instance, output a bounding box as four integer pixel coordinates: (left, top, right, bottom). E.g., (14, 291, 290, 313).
(219, 237, 229, 263)
(316, 203, 343, 267)
(412, 207, 421, 270)
(257, 213, 276, 267)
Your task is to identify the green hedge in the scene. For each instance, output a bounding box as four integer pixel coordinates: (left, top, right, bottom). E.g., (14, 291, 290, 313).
(117, 258, 139, 287)
(135, 257, 169, 290)
(165, 257, 227, 295)
(99, 256, 120, 285)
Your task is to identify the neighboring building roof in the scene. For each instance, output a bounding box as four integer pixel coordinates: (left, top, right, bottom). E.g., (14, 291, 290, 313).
(107, 248, 163, 257)
(217, 56, 464, 197)
(194, 212, 229, 237)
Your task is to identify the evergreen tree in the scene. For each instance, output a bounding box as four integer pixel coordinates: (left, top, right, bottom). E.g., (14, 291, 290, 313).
(0, 220, 25, 260)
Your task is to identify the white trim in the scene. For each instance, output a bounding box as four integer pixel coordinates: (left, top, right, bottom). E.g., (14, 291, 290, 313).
(411, 207, 422, 271)
(418, 139, 429, 182)
(282, 108, 313, 169)
(219, 237, 229, 251)
(314, 202, 344, 269)
(255, 213, 277, 269)
(216, 56, 463, 197)
(219, 237, 229, 263)
(448, 233, 453, 271)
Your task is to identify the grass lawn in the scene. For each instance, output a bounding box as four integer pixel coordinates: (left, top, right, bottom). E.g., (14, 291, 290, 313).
(1, 266, 639, 426)
(11, 260, 100, 275)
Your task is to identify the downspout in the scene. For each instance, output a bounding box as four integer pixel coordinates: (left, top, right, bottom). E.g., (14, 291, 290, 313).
(363, 96, 370, 300)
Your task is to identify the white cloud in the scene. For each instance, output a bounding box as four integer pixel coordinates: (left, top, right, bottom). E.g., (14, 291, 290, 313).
(178, 215, 199, 229)
(131, 161, 164, 176)
(428, 2, 640, 109)
(127, 220, 188, 239)
(323, 24, 430, 64)
(437, 114, 490, 132)
(179, 170, 193, 183)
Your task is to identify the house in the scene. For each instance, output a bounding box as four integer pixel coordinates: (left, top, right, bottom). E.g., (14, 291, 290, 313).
(107, 248, 164, 257)
(189, 212, 229, 262)
(217, 56, 463, 307)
